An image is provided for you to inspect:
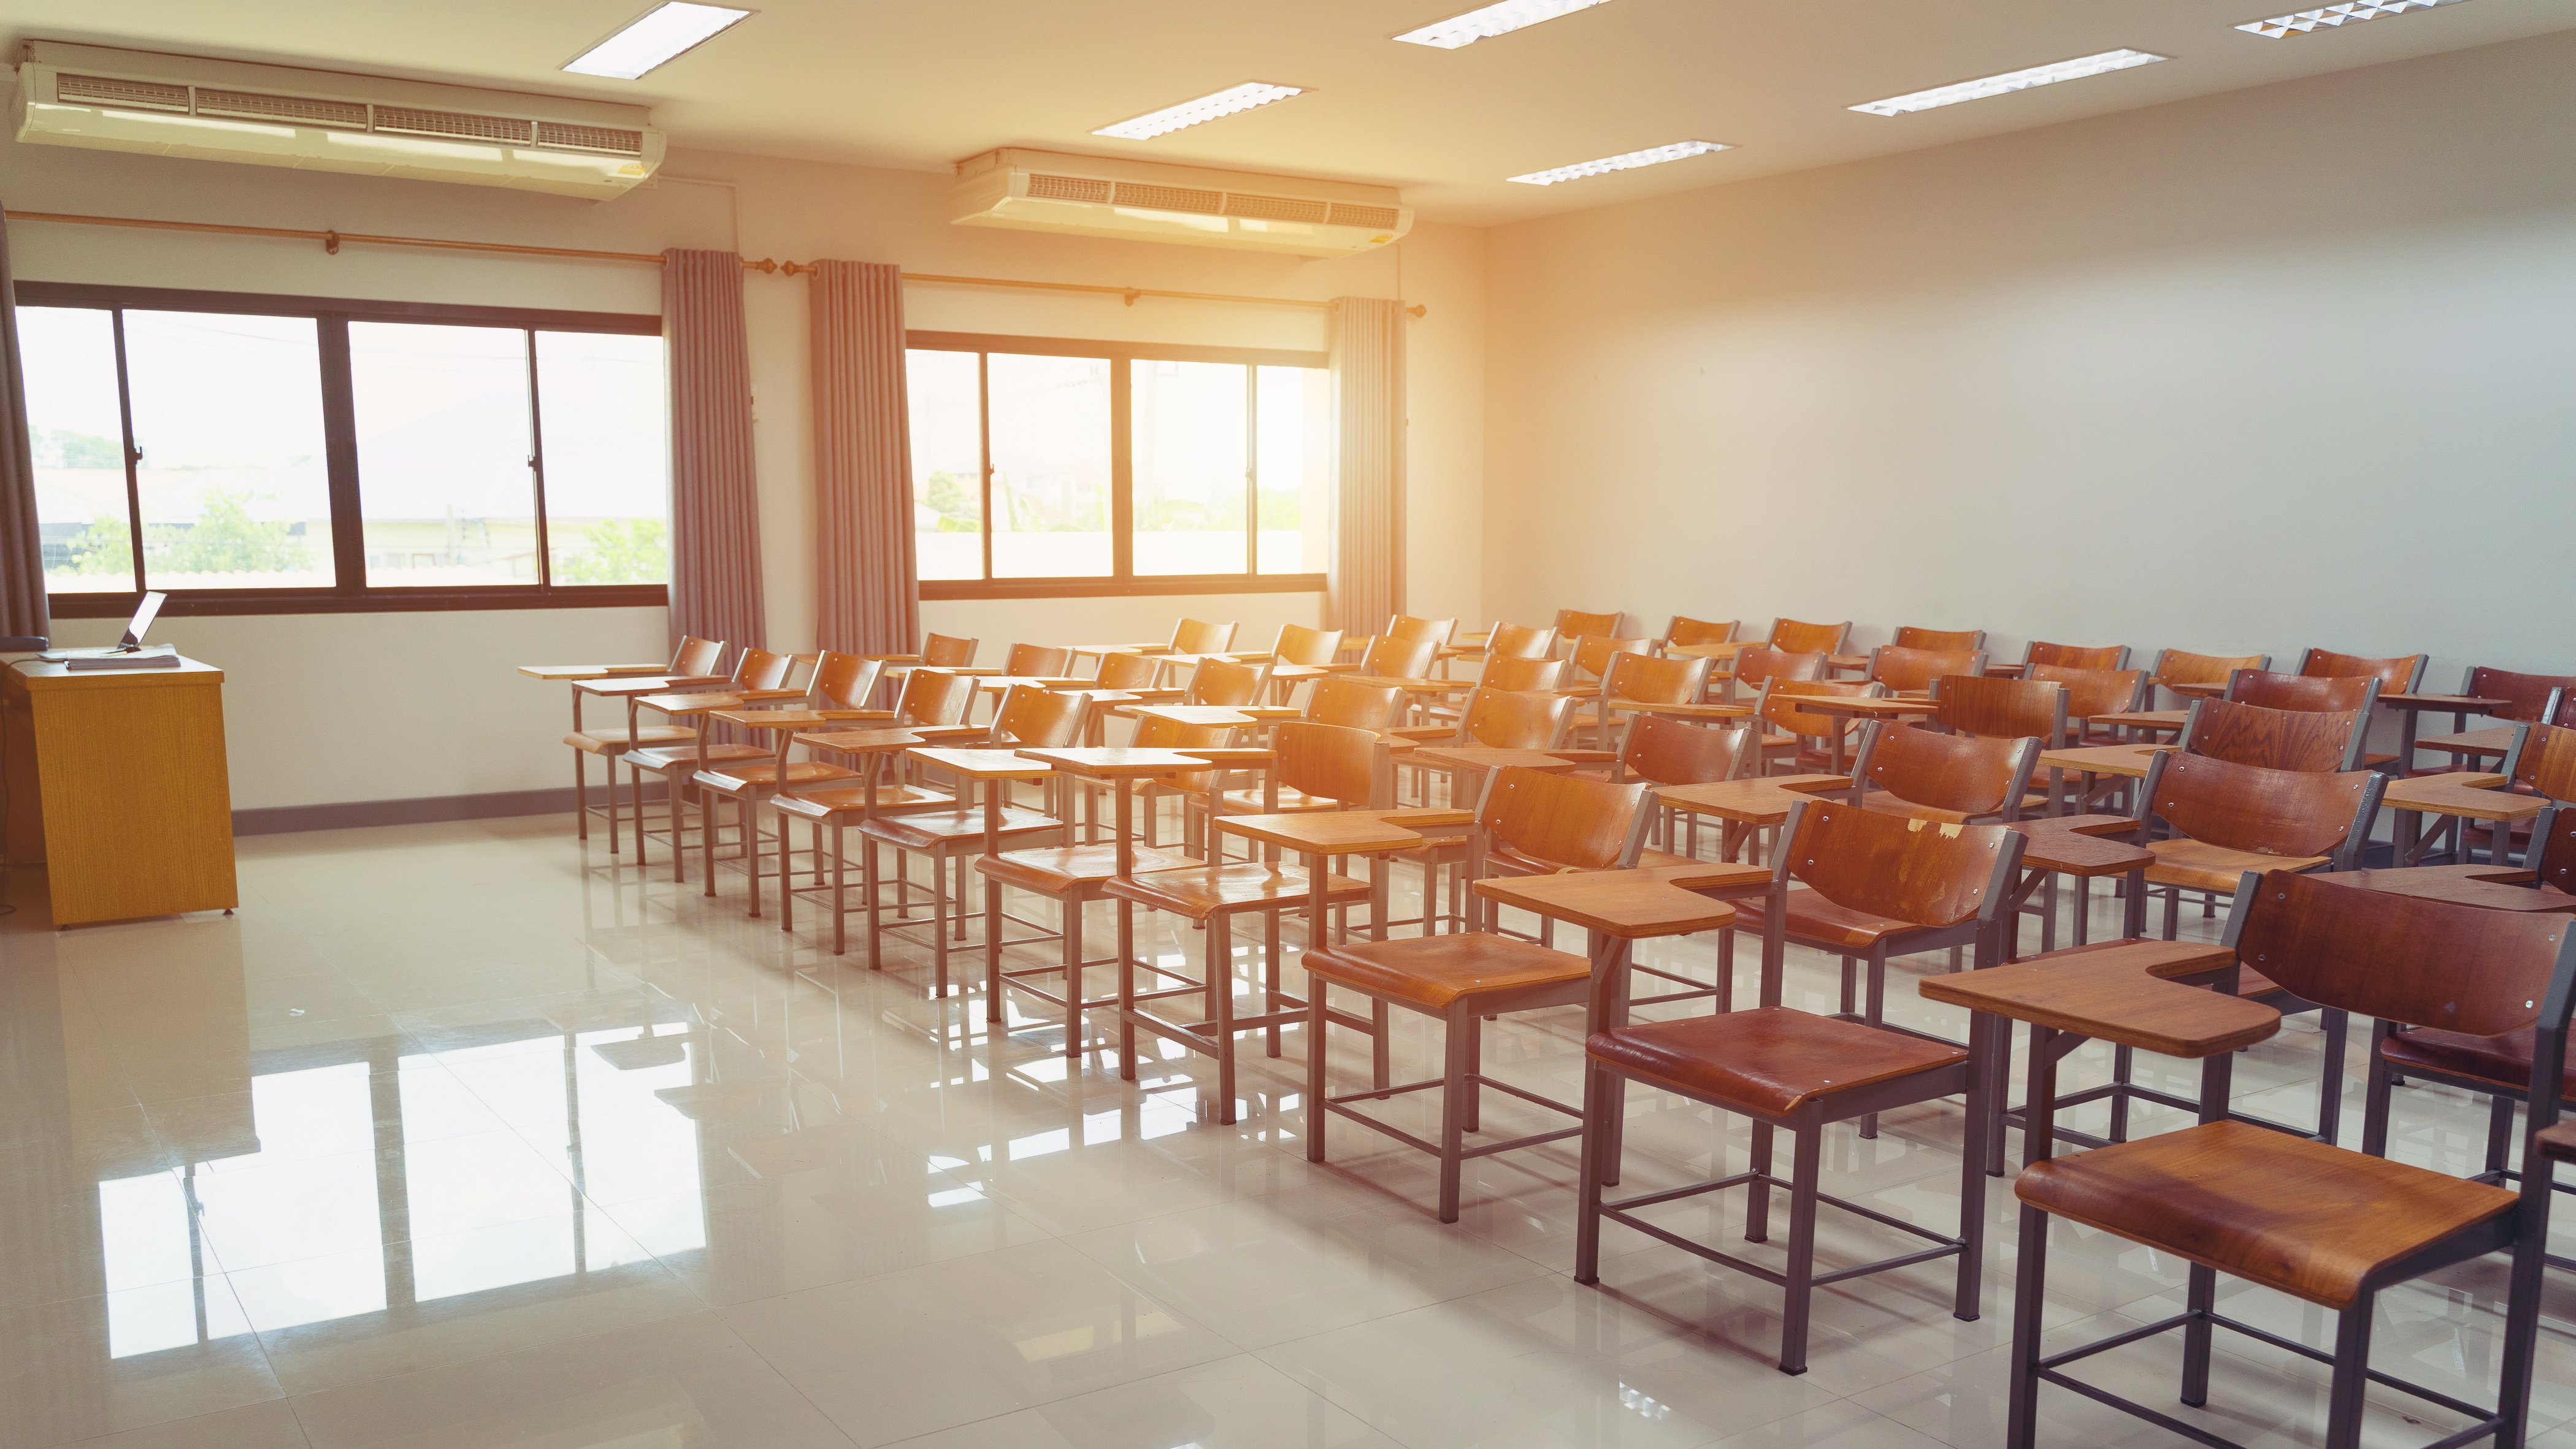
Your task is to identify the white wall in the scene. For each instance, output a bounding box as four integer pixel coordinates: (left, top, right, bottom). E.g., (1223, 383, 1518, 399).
(1481, 32, 2576, 681)
(8, 98, 1484, 810)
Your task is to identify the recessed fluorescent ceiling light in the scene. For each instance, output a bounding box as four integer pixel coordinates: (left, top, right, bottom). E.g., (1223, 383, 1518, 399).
(1395, 0, 1609, 49)
(2237, 0, 2470, 37)
(1093, 83, 1306, 140)
(1508, 139, 1730, 186)
(564, 2, 752, 80)
(1850, 48, 2165, 117)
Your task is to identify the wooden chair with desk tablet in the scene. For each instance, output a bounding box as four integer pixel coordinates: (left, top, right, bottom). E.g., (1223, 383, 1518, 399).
(1754, 677, 1882, 777)
(1892, 625, 1987, 653)
(2145, 647, 2269, 709)
(1766, 617, 1851, 656)
(1868, 643, 1988, 697)
(1663, 615, 1739, 650)
(561, 633, 724, 851)
(1552, 609, 1623, 650)
(2177, 696, 2367, 771)
(618, 646, 803, 878)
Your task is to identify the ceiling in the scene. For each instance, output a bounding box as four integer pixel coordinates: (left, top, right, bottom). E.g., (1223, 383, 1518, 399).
(2, 0, 2567, 226)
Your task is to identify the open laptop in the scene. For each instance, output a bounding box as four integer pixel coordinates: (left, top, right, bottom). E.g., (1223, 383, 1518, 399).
(36, 592, 167, 660)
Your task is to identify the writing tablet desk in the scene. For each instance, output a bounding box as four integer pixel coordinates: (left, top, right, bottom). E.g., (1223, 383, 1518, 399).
(3, 656, 236, 926)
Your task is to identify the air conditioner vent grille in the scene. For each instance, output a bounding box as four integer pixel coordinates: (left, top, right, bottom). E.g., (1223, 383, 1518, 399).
(194, 88, 369, 129)
(57, 72, 190, 112)
(1222, 193, 1330, 223)
(1328, 202, 1403, 230)
(373, 105, 532, 145)
(1026, 173, 1114, 204)
(533, 120, 646, 156)
(1113, 182, 1224, 215)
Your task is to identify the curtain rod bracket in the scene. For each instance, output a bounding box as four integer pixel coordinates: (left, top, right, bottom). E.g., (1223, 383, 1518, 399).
(1407, 304, 1427, 320)
(1122, 288, 1141, 307)
(323, 229, 341, 256)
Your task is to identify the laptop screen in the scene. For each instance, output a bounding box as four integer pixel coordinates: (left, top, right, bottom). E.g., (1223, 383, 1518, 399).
(123, 591, 166, 648)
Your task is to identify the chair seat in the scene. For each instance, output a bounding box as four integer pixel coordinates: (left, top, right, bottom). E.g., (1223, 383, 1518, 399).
(2014, 1119, 2518, 1309)
(1101, 860, 1368, 921)
(1303, 932, 1589, 1011)
(1587, 1007, 1966, 1115)
(859, 805, 1063, 851)
(1217, 787, 1346, 813)
(696, 760, 858, 794)
(2144, 838, 2329, 894)
(976, 844, 1197, 896)
(629, 742, 768, 772)
(2380, 1027, 2575, 1101)
(1859, 793, 1974, 826)
(773, 782, 953, 820)
(1387, 724, 1455, 743)
(1731, 886, 1926, 951)
(565, 726, 694, 756)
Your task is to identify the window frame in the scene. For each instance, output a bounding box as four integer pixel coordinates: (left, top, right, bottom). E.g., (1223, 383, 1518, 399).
(907, 330, 1330, 601)
(22, 282, 667, 617)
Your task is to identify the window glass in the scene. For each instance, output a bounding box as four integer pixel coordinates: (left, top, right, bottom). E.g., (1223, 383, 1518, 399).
(121, 311, 335, 589)
(1256, 365, 1333, 575)
(987, 353, 1112, 578)
(535, 331, 668, 585)
(1132, 360, 1248, 576)
(18, 306, 132, 593)
(906, 349, 983, 581)
(349, 322, 537, 587)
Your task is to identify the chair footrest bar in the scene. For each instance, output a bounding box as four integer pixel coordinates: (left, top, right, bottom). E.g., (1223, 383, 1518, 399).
(1458, 1124, 1584, 1159)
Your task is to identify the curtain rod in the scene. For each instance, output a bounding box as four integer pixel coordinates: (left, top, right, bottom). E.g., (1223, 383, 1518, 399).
(2, 209, 1425, 318)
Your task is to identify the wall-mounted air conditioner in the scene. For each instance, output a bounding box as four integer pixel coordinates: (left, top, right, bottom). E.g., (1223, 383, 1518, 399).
(949, 148, 1412, 258)
(12, 42, 665, 199)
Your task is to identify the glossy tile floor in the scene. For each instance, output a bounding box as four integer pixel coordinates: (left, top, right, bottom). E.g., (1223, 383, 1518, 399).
(2, 814, 2570, 1448)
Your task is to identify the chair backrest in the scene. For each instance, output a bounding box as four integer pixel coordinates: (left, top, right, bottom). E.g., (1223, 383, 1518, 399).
(809, 652, 884, 712)
(1307, 677, 1409, 732)
(2229, 869, 2576, 1039)
(2466, 666, 2576, 725)
(2026, 641, 2130, 671)
(1131, 713, 1231, 793)
(1461, 688, 1579, 749)
(1601, 651, 1710, 705)
(2517, 721, 2576, 803)
(2536, 806, 2576, 893)
(898, 668, 979, 727)
(1478, 766, 1653, 872)
(1869, 645, 1987, 695)
(1850, 722, 2038, 822)
(1184, 657, 1271, 706)
(2301, 647, 2426, 695)
(1893, 625, 1986, 653)
(1554, 608, 1623, 642)
(735, 648, 797, 690)
(1386, 615, 1457, 647)
(921, 633, 978, 668)
(1776, 798, 2022, 929)
(1275, 721, 1390, 808)
(1757, 678, 1879, 744)
(1569, 635, 1658, 687)
(1620, 716, 1757, 787)
(2228, 668, 2378, 716)
(1768, 617, 1850, 656)
(1361, 633, 1439, 680)
(1665, 616, 1739, 648)
(2139, 751, 2382, 862)
(989, 685, 1089, 748)
(2180, 697, 2364, 773)
(1484, 621, 1558, 660)
(1735, 646, 1828, 691)
(1094, 651, 1165, 692)
(1273, 623, 1344, 667)
(1003, 643, 1074, 678)
(2153, 648, 2267, 692)
(2028, 663, 2145, 722)
(1933, 675, 2067, 746)
(1481, 655, 1568, 692)
(670, 635, 726, 676)
(1170, 618, 1237, 655)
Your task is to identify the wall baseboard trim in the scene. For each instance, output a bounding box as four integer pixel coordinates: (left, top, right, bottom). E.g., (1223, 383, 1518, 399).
(232, 784, 664, 837)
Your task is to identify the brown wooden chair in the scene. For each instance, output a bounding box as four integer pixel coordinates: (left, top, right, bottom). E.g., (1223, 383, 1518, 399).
(2135, 750, 2384, 1142)
(1181, 656, 1275, 706)
(2028, 663, 2146, 743)
(1933, 674, 2068, 747)
(1847, 721, 2038, 825)
(770, 668, 982, 953)
(1868, 644, 1987, 696)
(1755, 677, 1882, 776)
(563, 634, 724, 851)
(2301, 646, 2428, 697)
(1165, 618, 1239, 656)
(2464, 665, 2576, 725)
(1355, 633, 1439, 682)
(1616, 714, 1759, 857)
(1578, 650, 1711, 747)
(2007, 870, 2564, 1449)
(2147, 647, 2269, 709)
(1305, 766, 1655, 1219)
(1576, 798, 2022, 1373)
(1417, 655, 1566, 735)
(2018, 640, 2130, 672)
(2179, 697, 2366, 771)
(2228, 668, 2379, 716)
(1665, 616, 1739, 649)
(1553, 609, 1623, 648)
(691, 651, 890, 913)
(1562, 635, 1659, 694)
(1478, 621, 1558, 662)
(1417, 686, 1581, 751)
(621, 646, 803, 879)
(1000, 643, 1075, 678)
(1301, 677, 1411, 734)
(1767, 617, 1851, 656)
(921, 633, 978, 667)
(1893, 625, 1986, 653)
(1241, 622, 1343, 667)
(1093, 649, 1176, 698)
(1383, 614, 1457, 649)
(1725, 644, 1828, 705)
(1109, 722, 1395, 1123)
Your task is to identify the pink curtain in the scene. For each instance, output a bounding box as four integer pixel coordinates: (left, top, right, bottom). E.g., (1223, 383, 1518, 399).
(1328, 297, 1406, 635)
(0, 215, 49, 639)
(662, 248, 764, 661)
(809, 260, 919, 654)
